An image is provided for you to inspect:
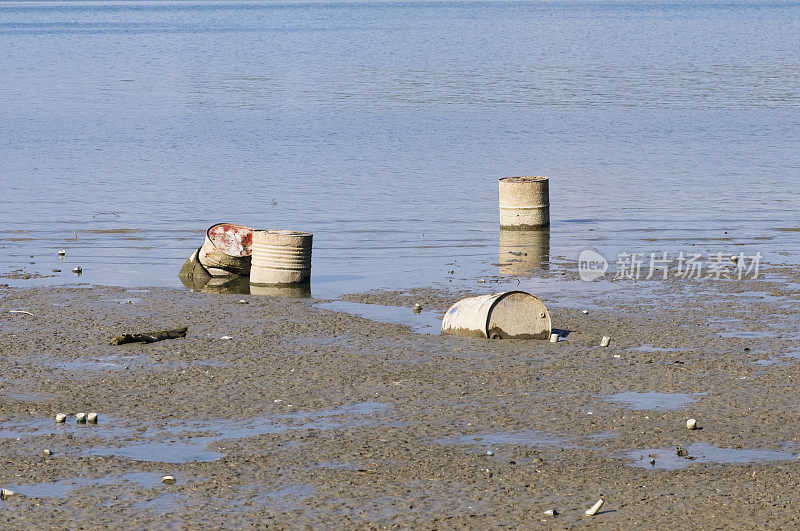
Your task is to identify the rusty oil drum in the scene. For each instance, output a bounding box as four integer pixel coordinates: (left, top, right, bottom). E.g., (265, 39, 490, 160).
(198, 223, 253, 276)
(499, 176, 550, 229)
(441, 291, 552, 339)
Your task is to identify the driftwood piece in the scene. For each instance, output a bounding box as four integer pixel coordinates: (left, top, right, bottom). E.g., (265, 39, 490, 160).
(110, 326, 188, 345)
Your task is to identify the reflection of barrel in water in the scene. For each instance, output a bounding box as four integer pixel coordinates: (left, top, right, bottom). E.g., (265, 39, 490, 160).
(498, 228, 550, 276)
(179, 272, 251, 294)
(249, 283, 311, 298)
(201, 276, 251, 294)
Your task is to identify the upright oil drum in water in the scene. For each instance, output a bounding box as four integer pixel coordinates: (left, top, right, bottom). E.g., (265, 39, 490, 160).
(199, 223, 253, 276)
(499, 176, 550, 229)
(441, 291, 551, 339)
(250, 230, 313, 285)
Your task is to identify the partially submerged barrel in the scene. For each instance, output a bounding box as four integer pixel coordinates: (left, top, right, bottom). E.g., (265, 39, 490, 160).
(178, 247, 212, 288)
(250, 230, 312, 285)
(499, 176, 550, 229)
(498, 228, 550, 276)
(199, 223, 253, 276)
(441, 291, 551, 339)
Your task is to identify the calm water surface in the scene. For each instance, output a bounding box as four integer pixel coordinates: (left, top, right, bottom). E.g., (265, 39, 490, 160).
(1, 0, 798, 297)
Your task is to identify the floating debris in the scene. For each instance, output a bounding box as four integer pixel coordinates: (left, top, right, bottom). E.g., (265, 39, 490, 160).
(161, 475, 176, 485)
(600, 336, 611, 347)
(687, 418, 697, 430)
(585, 498, 604, 516)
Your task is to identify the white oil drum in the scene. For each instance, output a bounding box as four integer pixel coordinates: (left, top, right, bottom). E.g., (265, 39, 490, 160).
(499, 176, 550, 229)
(441, 291, 551, 339)
(250, 230, 312, 285)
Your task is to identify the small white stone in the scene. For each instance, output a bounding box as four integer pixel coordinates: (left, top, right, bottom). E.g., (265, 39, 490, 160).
(220, 336, 233, 340)
(55, 413, 67, 423)
(87, 413, 98, 424)
(42, 449, 52, 456)
(585, 498, 604, 516)
(76, 413, 87, 424)
(161, 475, 176, 485)
(0, 488, 15, 500)
(582, 310, 589, 314)
(549, 333, 559, 343)
(612, 354, 621, 359)
(600, 336, 611, 347)
(237, 299, 248, 304)
(543, 509, 558, 517)
(486, 450, 494, 456)
(686, 418, 697, 430)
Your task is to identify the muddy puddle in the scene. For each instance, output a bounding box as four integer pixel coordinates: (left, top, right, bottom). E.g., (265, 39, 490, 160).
(7, 472, 167, 499)
(603, 391, 703, 411)
(315, 301, 442, 335)
(752, 350, 800, 366)
(628, 442, 797, 470)
(46, 355, 230, 372)
(133, 492, 184, 516)
(627, 344, 687, 353)
(87, 401, 389, 463)
(0, 402, 389, 463)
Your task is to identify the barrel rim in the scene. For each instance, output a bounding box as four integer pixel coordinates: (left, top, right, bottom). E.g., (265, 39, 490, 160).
(205, 223, 254, 257)
(483, 290, 551, 338)
(253, 229, 313, 237)
(482, 290, 525, 335)
(499, 176, 549, 183)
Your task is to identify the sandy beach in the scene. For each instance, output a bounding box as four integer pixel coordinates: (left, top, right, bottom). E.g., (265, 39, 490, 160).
(1, 264, 798, 528)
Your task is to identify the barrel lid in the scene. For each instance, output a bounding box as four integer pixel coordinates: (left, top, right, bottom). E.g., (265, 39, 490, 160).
(499, 176, 549, 183)
(207, 223, 253, 257)
(486, 291, 551, 339)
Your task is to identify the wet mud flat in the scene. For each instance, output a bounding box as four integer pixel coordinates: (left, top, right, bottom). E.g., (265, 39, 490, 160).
(1, 266, 800, 528)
